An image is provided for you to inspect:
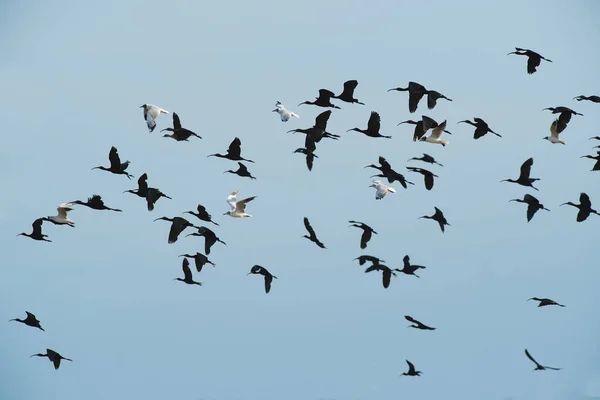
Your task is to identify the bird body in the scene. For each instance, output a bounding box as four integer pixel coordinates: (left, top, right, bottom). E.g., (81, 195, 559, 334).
(364, 263, 400, 289)
(248, 265, 277, 293)
(420, 207, 450, 232)
(419, 120, 450, 146)
(369, 180, 396, 200)
(348, 220, 377, 249)
(224, 162, 256, 180)
(208, 137, 254, 163)
(225, 191, 256, 218)
(123, 173, 171, 211)
(544, 120, 566, 144)
(161, 112, 202, 141)
(401, 360, 422, 376)
(560, 192, 600, 222)
(44, 203, 75, 227)
(185, 226, 226, 255)
(407, 167, 438, 190)
(388, 82, 427, 113)
(408, 153, 443, 167)
(71, 195, 122, 212)
(581, 151, 600, 171)
(303, 217, 326, 248)
(31, 349, 72, 370)
(528, 297, 565, 308)
(354, 255, 385, 267)
(141, 104, 169, 132)
(298, 89, 340, 109)
(153, 216, 199, 244)
(524, 349, 561, 371)
(92, 146, 133, 179)
(574, 95, 600, 103)
(400, 255, 426, 278)
(507, 48, 552, 74)
(333, 80, 364, 105)
(501, 157, 539, 191)
(347, 111, 391, 139)
(174, 259, 202, 286)
(459, 118, 501, 139)
(272, 101, 299, 121)
(543, 106, 583, 134)
(184, 204, 219, 225)
(18, 218, 51, 242)
(179, 253, 215, 273)
(405, 315, 435, 330)
(10, 311, 45, 331)
(509, 194, 549, 222)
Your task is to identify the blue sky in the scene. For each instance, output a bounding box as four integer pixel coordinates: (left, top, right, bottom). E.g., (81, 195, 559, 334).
(2, 1, 600, 399)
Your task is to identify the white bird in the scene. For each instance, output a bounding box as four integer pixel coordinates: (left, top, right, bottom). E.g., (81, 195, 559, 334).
(140, 104, 169, 132)
(44, 203, 75, 227)
(225, 191, 257, 218)
(544, 119, 566, 145)
(419, 120, 449, 146)
(369, 180, 396, 200)
(272, 101, 299, 122)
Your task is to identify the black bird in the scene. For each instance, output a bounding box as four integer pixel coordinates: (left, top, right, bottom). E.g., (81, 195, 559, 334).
(298, 89, 340, 109)
(185, 226, 226, 255)
(426, 90, 452, 110)
(574, 95, 600, 103)
(347, 111, 391, 138)
(365, 156, 414, 188)
(161, 112, 202, 141)
(401, 360, 422, 377)
(248, 265, 277, 294)
(364, 263, 401, 289)
(208, 137, 254, 163)
(333, 80, 365, 105)
(404, 315, 436, 331)
(509, 194, 550, 222)
(179, 253, 215, 273)
(31, 349, 72, 370)
(9, 311, 45, 331)
(543, 106, 583, 134)
(581, 151, 600, 171)
(419, 207, 450, 233)
(524, 349, 561, 371)
(92, 146, 133, 179)
(406, 167, 438, 191)
(458, 118, 502, 139)
(153, 216, 199, 244)
(528, 297, 565, 308)
(224, 162, 256, 180)
(293, 147, 319, 171)
(303, 217, 326, 249)
(400, 255, 426, 278)
(354, 255, 385, 267)
(408, 153, 443, 167)
(560, 192, 600, 222)
(123, 173, 172, 211)
(398, 116, 452, 142)
(388, 82, 428, 113)
(184, 204, 219, 226)
(70, 195, 122, 212)
(501, 157, 540, 191)
(507, 48, 552, 74)
(348, 220, 377, 249)
(17, 218, 51, 242)
(174, 258, 202, 286)
(288, 110, 339, 143)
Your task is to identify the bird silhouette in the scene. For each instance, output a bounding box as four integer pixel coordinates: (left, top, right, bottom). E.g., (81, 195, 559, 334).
(560, 192, 600, 222)
(426, 90, 452, 110)
(347, 111, 391, 139)
(398, 115, 452, 142)
(161, 112, 202, 141)
(298, 89, 340, 109)
(153, 216, 199, 244)
(543, 106, 583, 133)
(185, 226, 226, 255)
(333, 80, 365, 105)
(407, 153, 443, 167)
(354, 255, 385, 267)
(17, 218, 51, 242)
(406, 167, 438, 190)
(224, 162, 256, 180)
(399, 255, 426, 278)
(303, 217, 326, 249)
(293, 146, 319, 171)
(401, 360, 422, 376)
(92, 146, 133, 179)
(179, 253, 215, 273)
(208, 137, 254, 163)
(574, 95, 600, 103)
(507, 48, 552, 74)
(364, 263, 401, 289)
(183, 204, 219, 226)
(419, 207, 450, 232)
(458, 118, 502, 139)
(248, 265, 277, 294)
(348, 220, 377, 249)
(404, 315, 436, 331)
(581, 151, 600, 171)
(123, 173, 172, 211)
(10, 311, 45, 331)
(528, 297, 565, 308)
(365, 156, 414, 188)
(31, 349, 72, 370)
(70, 195, 122, 212)
(501, 157, 540, 191)
(388, 82, 428, 113)
(288, 110, 339, 143)
(524, 349, 561, 371)
(509, 194, 550, 222)
(174, 258, 202, 286)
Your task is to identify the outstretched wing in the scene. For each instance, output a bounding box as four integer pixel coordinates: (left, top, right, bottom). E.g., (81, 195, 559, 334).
(173, 112, 182, 130)
(579, 192, 591, 209)
(235, 196, 257, 213)
(182, 258, 193, 280)
(341, 80, 358, 97)
(108, 146, 121, 170)
(303, 217, 316, 237)
(404, 315, 418, 324)
(314, 110, 332, 131)
(524, 349, 540, 366)
(138, 173, 149, 192)
(519, 158, 534, 181)
(227, 137, 242, 158)
(317, 89, 335, 100)
(227, 192, 238, 210)
(367, 111, 381, 133)
(527, 56, 541, 74)
(32, 218, 44, 235)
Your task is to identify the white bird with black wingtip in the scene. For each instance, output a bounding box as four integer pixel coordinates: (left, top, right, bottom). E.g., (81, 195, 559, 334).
(543, 119, 566, 145)
(272, 101, 299, 122)
(369, 180, 396, 200)
(224, 191, 257, 218)
(140, 104, 169, 132)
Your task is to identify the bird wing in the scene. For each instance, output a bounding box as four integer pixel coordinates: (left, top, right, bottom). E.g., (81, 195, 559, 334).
(406, 360, 416, 374)
(527, 55, 541, 74)
(409, 92, 426, 113)
(168, 220, 187, 244)
(318, 89, 335, 100)
(429, 125, 444, 139)
(57, 203, 73, 218)
(227, 192, 237, 210)
(405, 315, 417, 324)
(426, 92, 440, 110)
(526, 202, 538, 222)
(314, 110, 332, 130)
(145, 109, 156, 131)
(304, 217, 316, 237)
(519, 158, 534, 180)
(580, 193, 591, 209)
(341, 80, 358, 97)
(421, 115, 438, 132)
(382, 269, 391, 288)
(264, 274, 273, 293)
(367, 111, 381, 133)
(172, 112, 182, 130)
(182, 259, 193, 280)
(235, 196, 256, 213)
(550, 120, 559, 139)
(424, 172, 434, 190)
(524, 349, 541, 366)
(108, 146, 121, 170)
(360, 230, 371, 249)
(138, 173, 149, 192)
(228, 137, 242, 158)
(32, 218, 44, 234)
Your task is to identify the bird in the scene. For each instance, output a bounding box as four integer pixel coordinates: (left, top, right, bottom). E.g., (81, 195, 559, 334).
(507, 48, 552, 74)
(248, 265, 277, 294)
(302, 217, 326, 249)
(388, 82, 428, 113)
(364, 263, 401, 289)
(574, 95, 600, 103)
(348, 220, 377, 249)
(501, 158, 540, 191)
(153, 216, 199, 244)
(509, 194, 550, 222)
(406, 167, 438, 191)
(92, 146, 134, 179)
(590, 136, 600, 142)
(408, 153, 443, 167)
(426, 90, 452, 110)
(404, 315, 436, 331)
(208, 137, 254, 163)
(333, 80, 365, 105)
(560, 192, 600, 222)
(528, 297, 565, 308)
(224, 162, 256, 180)
(401, 360, 422, 377)
(123, 173, 172, 211)
(581, 151, 600, 171)
(161, 112, 202, 141)
(544, 119, 566, 145)
(398, 116, 452, 142)
(31, 349, 72, 370)
(347, 111, 391, 139)
(543, 106, 583, 134)
(458, 118, 502, 139)
(140, 104, 169, 132)
(399, 255, 426, 278)
(183, 204, 219, 226)
(185, 226, 226, 255)
(17, 218, 51, 242)
(174, 258, 202, 286)
(418, 120, 450, 146)
(354, 255, 385, 267)
(293, 146, 318, 171)
(224, 191, 257, 218)
(288, 110, 339, 143)
(524, 349, 561, 371)
(179, 253, 215, 273)
(44, 203, 75, 227)
(272, 101, 299, 122)
(419, 207, 450, 232)
(9, 311, 45, 331)
(369, 180, 396, 200)
(298, 89, 340, 109)
(70, 195, 122, 212)
(365, 156, 414, 188)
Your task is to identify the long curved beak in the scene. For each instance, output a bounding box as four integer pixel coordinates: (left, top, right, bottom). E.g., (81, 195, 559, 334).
(346, 129, 353, 132)
(386, 88, 397, 92)
(153, 218, 162, 222)
(559, 203, 568, 207)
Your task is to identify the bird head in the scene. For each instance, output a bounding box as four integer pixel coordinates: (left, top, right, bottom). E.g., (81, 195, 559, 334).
(140, 104, 147, 109)
(418, 137, 427, 142)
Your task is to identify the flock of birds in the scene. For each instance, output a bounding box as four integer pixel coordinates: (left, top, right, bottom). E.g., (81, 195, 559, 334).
(11, 46, 600, 379)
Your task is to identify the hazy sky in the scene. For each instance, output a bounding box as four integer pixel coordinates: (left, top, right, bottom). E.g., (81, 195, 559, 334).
(2, 1, 600, 399)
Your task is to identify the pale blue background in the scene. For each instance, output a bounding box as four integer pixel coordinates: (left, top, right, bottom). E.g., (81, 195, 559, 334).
(2, 1, 600, 399)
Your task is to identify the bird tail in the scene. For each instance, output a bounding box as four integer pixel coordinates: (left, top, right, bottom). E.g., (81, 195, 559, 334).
(440, 140, 449, 146)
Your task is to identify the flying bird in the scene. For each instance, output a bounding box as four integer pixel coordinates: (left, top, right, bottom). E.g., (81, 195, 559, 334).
(348, 220, 377, 249)
(224, 162, 256, 180)
(347, 111, 391, 139)
(293, 146, 319, 172)
(501, 157, 540, 191)
(31, 349, 72, 370)
(174, 258, 202, 286)
(544, 119, 566, 145)
(509, 194, 550, 222)
(388, 82, 428, 113)
(365, 156, 413, 188)
(399, 255, 426, 278)
(543, 106, 583, 134)
(10, 311, 45, 331)
(404, 315, 436, 331)
(406, 167, 438, 191)
(303, 217, 326, 249)
(364, 263, 401, 289)
(185, 226, 226, 255)
(418, 121, 450, 146)
(560, 192, 600, 222)
(92, 146, 133, 179)
(298, 89, 340, 109)
(574, 95, 600, 103)
(123, 173, 172, 211)
(224, 191, 256, 218)
(458, 118, 502, 139)
(17, 218, 51, 242)
(179, 253, 215, 273)
(44, 203, 75, 227)
(287, 110, 339, 143)
(184, 204, 219, 225)
(419, 207, 450, 232)
(354, 255, 386, 267)
(528, 297, 565, 308)
(369, 180, 396, 200)
(507, 48, 552, 74)
(408, 153, 443, 167)
(401, 360, 422, 377)
(333, 80, 365, 105)
(161, 112, 202, 141)
(70, 195, 122, 212)
(208, 137, 254, 163)
(153, 216, 199, 244)
(140, 104, 169, 132)
(581, 151, 600, 171)
(248, 265, 277, 294)
(426, 90, 452, 110)
(524, 349, 561, 371)
(272, 101, 299, 122)
(398, 115, 452, 142)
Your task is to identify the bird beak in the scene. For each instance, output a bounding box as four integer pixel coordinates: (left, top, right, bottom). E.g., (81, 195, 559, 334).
(153, 218, 162, 222)
(559, 203, 567, 207)
(346, 129, 353, 132)
(223, 212, 228, 215)
(271, 109, 278, 112)
(247, 272, 252, 275)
